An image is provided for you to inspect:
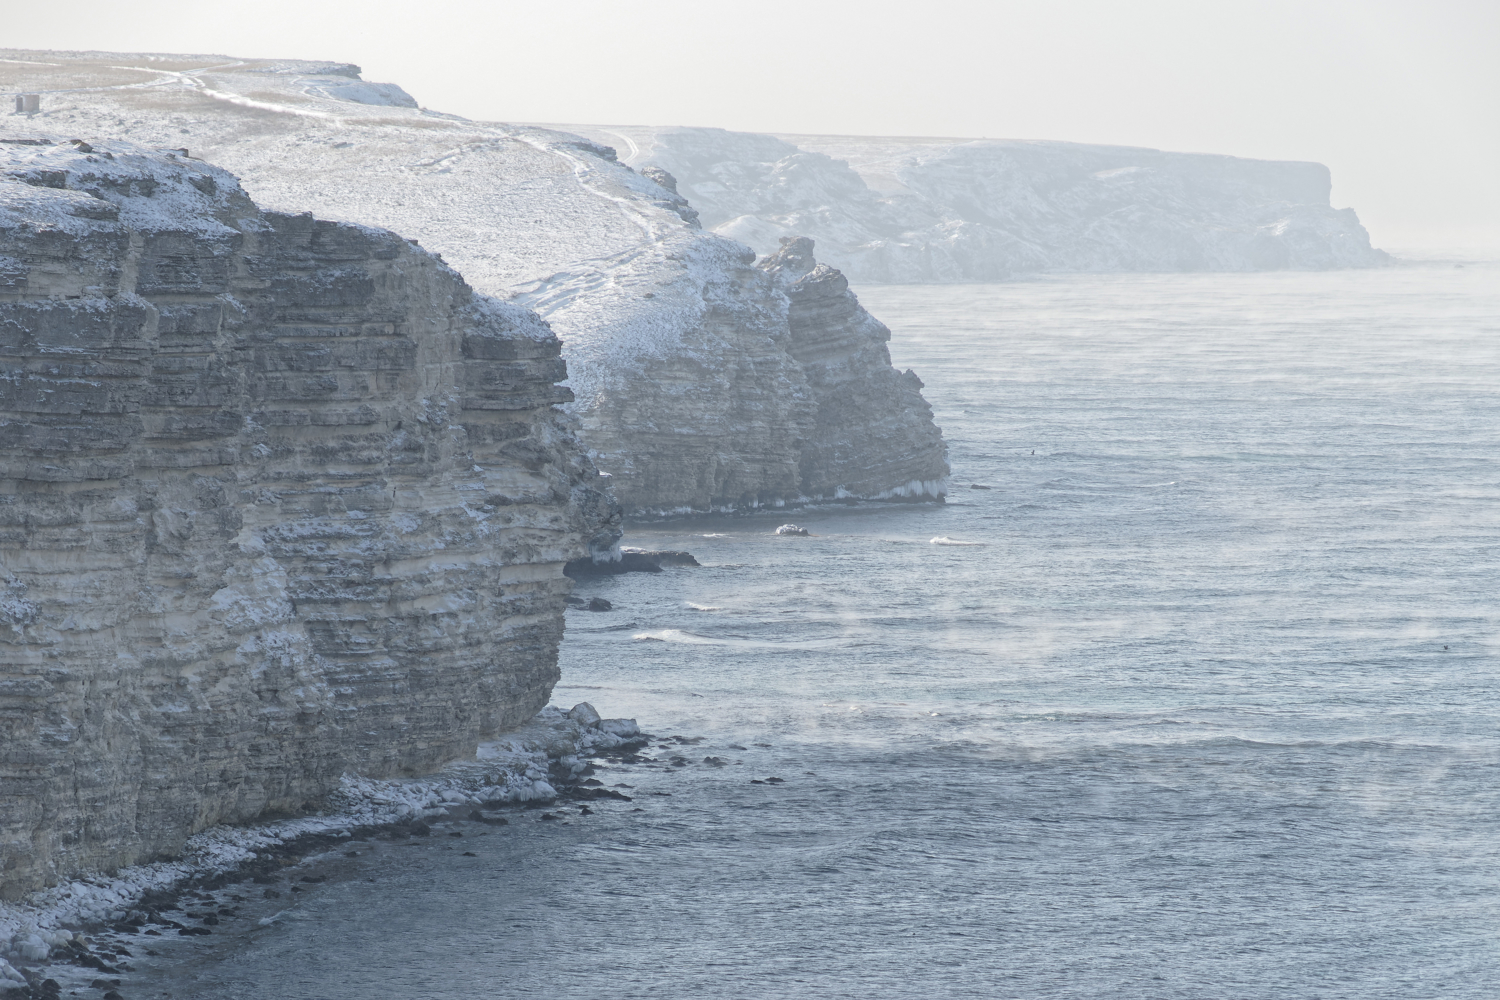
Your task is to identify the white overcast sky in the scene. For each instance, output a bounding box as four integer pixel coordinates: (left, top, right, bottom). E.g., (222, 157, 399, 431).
(8, 0, 1498, 248)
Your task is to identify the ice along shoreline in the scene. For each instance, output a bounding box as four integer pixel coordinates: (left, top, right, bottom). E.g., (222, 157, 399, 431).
(0, 705, 645, 997)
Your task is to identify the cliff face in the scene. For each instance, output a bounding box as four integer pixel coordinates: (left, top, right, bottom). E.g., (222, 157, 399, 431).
(758, 238, 947, 499)
(559, 126, 1390, 282)
(0, 139, 614, 898)
(0, 51, 948, 514)
(520, 232, 950, 512)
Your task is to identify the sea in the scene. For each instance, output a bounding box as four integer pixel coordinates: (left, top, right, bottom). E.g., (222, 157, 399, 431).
(133, 259, 1500, 999)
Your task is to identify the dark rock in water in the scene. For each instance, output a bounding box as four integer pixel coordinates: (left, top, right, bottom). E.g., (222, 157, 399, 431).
(564, 548, 699, 577)
(560, 786, 632, 802)
(775, 524, 810, 536)
(565, 595, 587, 607)
(448, 831, 463, 838)
(104, 992, 124, 1000)
(969, 483, 992, 490)
(178, 926, 211, 936)
(461, 851, 478, 857)
(587, 597, 613, 612)
(410, 823, 432, 837)
(624, 548, 700, 567)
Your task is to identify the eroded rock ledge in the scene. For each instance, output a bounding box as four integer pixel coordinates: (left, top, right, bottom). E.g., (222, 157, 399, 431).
(0, 139, 617, 898)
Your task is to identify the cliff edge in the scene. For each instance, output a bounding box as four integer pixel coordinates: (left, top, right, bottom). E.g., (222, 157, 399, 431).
(0, 138, 616, 897)
(0, 51, 948, 514)
(759, 237, 947, 500)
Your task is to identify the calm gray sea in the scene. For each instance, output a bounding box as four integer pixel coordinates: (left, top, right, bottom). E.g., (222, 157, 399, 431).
(138, 262, 1500, 999)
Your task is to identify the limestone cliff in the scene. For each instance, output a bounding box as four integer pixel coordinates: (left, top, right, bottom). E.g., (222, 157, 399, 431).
(759, 238, 947, 499)
(0, 51, 948, 514)
(0, 139, 616, 898)
(524, 230, 950, 512)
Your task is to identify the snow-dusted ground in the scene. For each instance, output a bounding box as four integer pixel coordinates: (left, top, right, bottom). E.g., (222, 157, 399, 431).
(556, 125, 1391, 282)
(0, 51, 715, 410)
(0, 706, 633, 986)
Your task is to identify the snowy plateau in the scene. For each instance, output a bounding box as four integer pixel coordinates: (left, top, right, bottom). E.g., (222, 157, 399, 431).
(559, 125, 1390, 282)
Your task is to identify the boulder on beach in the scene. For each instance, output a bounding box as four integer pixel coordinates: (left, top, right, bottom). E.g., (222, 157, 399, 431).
(568, 703, 603, 727)
(598, 718, 641, 738)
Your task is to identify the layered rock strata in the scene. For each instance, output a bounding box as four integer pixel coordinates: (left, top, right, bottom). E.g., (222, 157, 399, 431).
(759, 237, 947, 500)
(0, 52, 948, 514)
(0, 139, 616, 898)
(526, 231, 949, 512)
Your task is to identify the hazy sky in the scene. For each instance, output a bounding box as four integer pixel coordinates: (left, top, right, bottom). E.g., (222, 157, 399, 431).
(8, 0, 1498, 248)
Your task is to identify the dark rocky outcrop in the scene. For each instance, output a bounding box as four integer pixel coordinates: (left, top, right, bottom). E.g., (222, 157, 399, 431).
(564, 548, 700, 578)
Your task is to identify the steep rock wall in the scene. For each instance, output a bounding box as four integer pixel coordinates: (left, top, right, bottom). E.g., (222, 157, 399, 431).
(0, 139, 615, 898)
(517, 227, 949, 513)
(759, 238, 947, 499)
(0, 52, 948, 515)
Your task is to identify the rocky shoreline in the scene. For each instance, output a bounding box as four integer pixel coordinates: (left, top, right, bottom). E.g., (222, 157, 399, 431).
(0, 705, 649, 998)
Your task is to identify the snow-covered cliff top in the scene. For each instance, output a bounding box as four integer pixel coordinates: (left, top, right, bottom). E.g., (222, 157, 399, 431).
(553, 124, 1390, 281)
(0, 50, 723, 407)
